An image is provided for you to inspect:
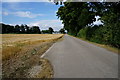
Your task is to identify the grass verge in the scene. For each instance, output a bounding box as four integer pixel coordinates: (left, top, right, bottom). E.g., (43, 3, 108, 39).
(69, 35, 119, 54)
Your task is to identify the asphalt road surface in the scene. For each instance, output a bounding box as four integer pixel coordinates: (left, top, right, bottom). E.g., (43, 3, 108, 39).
(43, 34, 118, 78)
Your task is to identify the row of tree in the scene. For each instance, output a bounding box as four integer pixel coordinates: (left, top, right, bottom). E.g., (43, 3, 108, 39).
(41, 27, 54, 34)
(1, 23, 65, 34)
(1, 23, 41, 34)
(56, 2, 120, 48)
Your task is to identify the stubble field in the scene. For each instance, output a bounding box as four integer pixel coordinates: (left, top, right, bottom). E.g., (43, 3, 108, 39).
(1, 34, 63, 78)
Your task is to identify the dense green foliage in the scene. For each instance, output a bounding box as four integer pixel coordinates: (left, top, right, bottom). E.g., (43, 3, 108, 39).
(57, 2, 120, 48)
(1, 23, 41, 34)
(1, 23, 55, 34)
(41, 30, 50, 34)
(57, 2, 96, 36)
(41, 27, 54, 34)
(59, 28, 66, 34)
(49, 27, 54, 34)
(30, 26, 41, 34)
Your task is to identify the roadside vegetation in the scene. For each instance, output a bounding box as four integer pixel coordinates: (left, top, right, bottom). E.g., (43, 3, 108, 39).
(56, 2, 120, 49)
(2, 34, 63, 78)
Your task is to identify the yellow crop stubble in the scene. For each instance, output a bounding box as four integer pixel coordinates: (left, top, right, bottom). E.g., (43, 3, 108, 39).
(2, 34, 63, 61)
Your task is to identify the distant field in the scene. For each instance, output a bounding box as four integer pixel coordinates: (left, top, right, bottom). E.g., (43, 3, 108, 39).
(2, 34, 63, 47)
(2, 34, 63, 78)
(2, 34, 63, 60)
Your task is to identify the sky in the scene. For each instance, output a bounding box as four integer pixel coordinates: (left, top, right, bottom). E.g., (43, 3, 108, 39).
(2, 2, 64, 31)
(1, 0, 103, 31)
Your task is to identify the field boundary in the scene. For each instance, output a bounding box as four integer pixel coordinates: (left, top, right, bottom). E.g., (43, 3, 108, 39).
(41, 43, 55, 58)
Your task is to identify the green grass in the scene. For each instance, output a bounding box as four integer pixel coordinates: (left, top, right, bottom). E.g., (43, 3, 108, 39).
(69, 34, 119, 54)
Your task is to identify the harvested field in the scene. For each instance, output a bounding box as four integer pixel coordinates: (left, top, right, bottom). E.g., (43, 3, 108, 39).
(2, 34, 63, 78)
(2, 34, 63, 60)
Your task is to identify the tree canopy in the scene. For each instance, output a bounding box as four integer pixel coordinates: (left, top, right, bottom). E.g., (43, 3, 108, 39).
(1, 23, 41, 34)
(57, 2, 96, 36)
(56, 2, 120, 48)
(59, 28, 66, 34)
(42, 27, 54, 34)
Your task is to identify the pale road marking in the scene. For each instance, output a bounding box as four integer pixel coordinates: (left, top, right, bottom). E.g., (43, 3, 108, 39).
(41, 43, 55, 58)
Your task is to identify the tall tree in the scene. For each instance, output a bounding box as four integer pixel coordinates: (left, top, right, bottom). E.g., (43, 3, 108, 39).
(59, 28, 65, 34)
(2, 23, 14, 33)
(57, 2, 96, 36)
(15, 25, 20, 33)
(49, 27, 54, 34)
(24, 25, 30, 33)
(20, 24, 25, 33)
(56, 2, 120, 48)
(30, 26, 41, 34)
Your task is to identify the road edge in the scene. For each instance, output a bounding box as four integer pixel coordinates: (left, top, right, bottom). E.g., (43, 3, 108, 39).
(68, 34, 119, 54)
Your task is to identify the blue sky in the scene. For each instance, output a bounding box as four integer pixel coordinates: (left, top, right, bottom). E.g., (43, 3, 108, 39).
(2, 2, 64, 31)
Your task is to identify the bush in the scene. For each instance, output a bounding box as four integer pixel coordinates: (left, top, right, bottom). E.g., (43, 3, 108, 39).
(77, 27, 89, 39)
(77, 24, 120, 48)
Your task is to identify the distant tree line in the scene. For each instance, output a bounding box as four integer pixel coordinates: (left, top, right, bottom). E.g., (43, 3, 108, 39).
(1, 23, 41, 34)
(59, 28, 66, 34)
(57, 2, 120, 48)
(1, 23, 55, 34)
(41, 27, 54, 34)
(41, 27, 66, 34)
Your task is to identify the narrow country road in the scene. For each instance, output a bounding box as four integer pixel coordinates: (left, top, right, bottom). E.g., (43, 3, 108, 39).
(43, 34, 118, 78)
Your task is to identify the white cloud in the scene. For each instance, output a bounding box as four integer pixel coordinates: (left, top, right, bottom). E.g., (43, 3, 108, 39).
(14, 11, 44, 18)
(29, 20, 63, 31)
(95, 16, 100, 21)
(93, 16, 103, 25)
(2, 11, 44, 18)
(93, 20, 103, 25)
(55, 10, 58, 15)
(2, 12, 9, 16)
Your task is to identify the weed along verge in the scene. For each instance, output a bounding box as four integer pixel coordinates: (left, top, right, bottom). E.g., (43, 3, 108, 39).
(27, 58, 53, 78)
(2, 34, 64, 78)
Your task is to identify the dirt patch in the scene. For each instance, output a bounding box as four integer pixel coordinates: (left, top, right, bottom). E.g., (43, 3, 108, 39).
(27, 58, 53, 78)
